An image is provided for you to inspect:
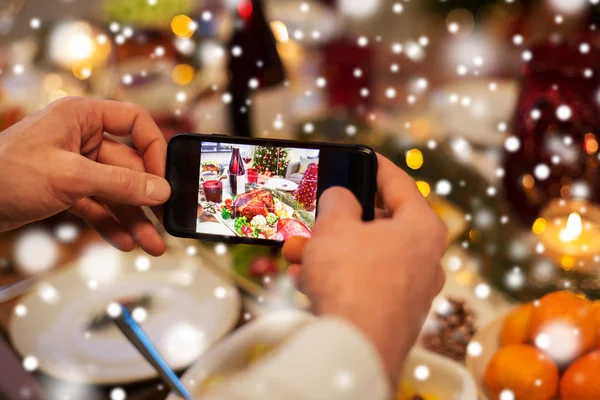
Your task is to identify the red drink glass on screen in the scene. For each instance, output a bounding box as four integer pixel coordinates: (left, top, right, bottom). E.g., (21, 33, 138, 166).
(203, 180, 223, 203)
(247, 168, 258, 184)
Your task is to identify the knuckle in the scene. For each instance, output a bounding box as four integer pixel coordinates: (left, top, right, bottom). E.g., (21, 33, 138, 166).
(117, 168, 137, 194)
(50, 96, 85, 111)
(127, 102, 147, 118)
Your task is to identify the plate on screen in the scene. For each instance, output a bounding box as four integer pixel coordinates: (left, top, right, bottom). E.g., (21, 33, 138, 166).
(263, 178, 298, 192)
(196, 221, 236, 237)
(8, 246, 241, 385)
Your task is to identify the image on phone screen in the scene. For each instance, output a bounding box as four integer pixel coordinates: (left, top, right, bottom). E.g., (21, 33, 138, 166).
(197, 142, 318, 241)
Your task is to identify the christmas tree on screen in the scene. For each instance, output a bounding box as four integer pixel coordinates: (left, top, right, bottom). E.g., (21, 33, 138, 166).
(253, 146, 289, 176)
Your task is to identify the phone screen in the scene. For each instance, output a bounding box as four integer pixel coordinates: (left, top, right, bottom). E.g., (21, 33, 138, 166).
(165, 134, 377, 245)
(199, 142, 321, 241)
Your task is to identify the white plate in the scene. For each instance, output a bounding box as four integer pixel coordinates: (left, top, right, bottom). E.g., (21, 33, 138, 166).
(196, 221, 237, 237)
(169, 311, 477, 400)
(8, 247, 241, 385)
(263, 178, 298, 192)
(465, 313, 506, 400)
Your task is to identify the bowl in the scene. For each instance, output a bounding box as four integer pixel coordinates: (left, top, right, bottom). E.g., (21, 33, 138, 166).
(168, 311, 478, 399)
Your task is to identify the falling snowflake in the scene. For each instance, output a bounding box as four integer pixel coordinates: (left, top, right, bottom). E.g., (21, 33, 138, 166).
(214, 286, 227, 299)
(446, 255, 462, 272)
(534, 322, 582, 365)
(14, 229, 59, 275)
(475, 283, 491, 299)
(22, 356, 39, 372)
(132, 307, 148, 323)
(505, 267, 526, 290)
(215, 243, 227, 255)
(414, 365, 430, 381)
(37, 282, 59, 304)
(110, 387, 126, 400)
(556, 105, 572, 121)
(504, 136, 521, 152)
(333, 369, 355, 391)
(135, 256, 151, 272)
(534, 164, 551, 180)
(14, 304, 27, 317)
(512, 34, 524, 45)
(30, 18, 41, 30)
(499, 389, 515, 400)
(436, 180, 452, 196)
(467, 341, 483, 357)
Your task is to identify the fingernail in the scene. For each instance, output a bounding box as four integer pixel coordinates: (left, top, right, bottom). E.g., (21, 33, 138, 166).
(146, 177, 171, 201)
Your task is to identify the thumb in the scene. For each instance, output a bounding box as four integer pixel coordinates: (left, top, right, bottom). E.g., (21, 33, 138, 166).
(317, 186, 362, 221)
(80, 160, 171, 206)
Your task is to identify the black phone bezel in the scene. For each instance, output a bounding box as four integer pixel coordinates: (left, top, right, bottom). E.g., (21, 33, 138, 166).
(163, 133, 378, 246)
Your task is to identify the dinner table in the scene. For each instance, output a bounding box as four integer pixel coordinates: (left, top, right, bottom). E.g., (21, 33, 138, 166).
(0, 214, 259, 400)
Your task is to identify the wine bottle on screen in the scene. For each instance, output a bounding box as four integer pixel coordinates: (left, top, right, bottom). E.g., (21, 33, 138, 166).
(229, 148, 246, 196)
(226, 0, 289, 138)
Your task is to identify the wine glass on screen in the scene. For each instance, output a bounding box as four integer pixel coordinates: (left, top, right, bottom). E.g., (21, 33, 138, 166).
(241, 147, 257, 185)
(241, 147, 253, 166)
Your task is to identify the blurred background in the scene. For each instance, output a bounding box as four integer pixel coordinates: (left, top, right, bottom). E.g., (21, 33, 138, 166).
(2, 0, 600, 399)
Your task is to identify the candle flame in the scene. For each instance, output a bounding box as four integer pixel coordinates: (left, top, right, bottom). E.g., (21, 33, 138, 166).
(559, 213, 583, 242)
(271, 21, 289, 43)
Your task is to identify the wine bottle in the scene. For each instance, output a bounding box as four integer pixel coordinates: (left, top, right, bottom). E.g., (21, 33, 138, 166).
(226, 0, 289, 138)
(229, 148, 246, 196)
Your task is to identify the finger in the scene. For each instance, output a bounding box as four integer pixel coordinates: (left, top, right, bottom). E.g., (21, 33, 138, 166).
(375, 207, 392, 219)
(435, 266, 446, 294)
(106, 202, 166, 257)
(97, 136, 146, 173)
(70, 198, 136, 252)
(376, 154, 428, 215)
(73, 158, 171, 206)
(317, 187, 362, 221)
(283, 236, 309, 264)
(286, 263, 303, 290)
(97, 137, 164, 225)
(84, 99, 167, 177)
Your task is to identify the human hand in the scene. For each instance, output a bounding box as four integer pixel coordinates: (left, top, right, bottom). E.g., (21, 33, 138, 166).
(283, 154, 447, 386)
(0, 97, 170, 256)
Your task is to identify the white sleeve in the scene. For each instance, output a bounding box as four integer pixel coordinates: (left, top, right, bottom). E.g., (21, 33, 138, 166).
(203, 317, 391, 400)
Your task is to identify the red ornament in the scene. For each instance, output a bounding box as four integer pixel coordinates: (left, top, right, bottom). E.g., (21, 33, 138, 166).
(294, 163, 318, 211)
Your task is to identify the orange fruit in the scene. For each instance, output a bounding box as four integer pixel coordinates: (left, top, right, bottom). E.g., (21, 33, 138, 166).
(592, 301, 600, 324)
(500, 303, 534, 346)
(529, 291, 596, 365)
(485, 344, 558, 400)
(560, 351, 600, 400)
(592, 300, 600, 341)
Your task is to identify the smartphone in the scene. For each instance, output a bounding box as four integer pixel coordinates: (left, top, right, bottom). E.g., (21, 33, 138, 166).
(164, 134, 377, 245)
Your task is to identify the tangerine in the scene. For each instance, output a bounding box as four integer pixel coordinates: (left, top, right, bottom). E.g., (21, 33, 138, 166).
(591, 300, 600, 342)
(484, 344, 558, 400)
(500, 303, 534, 346)
(528, 291, 595, 365)
(560, 350, 600, 400)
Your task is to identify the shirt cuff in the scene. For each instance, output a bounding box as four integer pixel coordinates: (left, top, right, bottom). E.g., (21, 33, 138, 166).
(209, 316, 391, 400)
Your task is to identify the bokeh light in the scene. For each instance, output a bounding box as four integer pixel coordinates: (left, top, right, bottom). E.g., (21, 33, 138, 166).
(14, 228, 59, 275)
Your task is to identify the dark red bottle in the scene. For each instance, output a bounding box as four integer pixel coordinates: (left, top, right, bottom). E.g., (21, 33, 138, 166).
(229, 148, 246, 196)
(226, 0, 287, 137)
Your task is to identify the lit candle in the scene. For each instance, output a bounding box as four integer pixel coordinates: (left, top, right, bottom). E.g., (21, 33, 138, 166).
(535, 199, 600, 269)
